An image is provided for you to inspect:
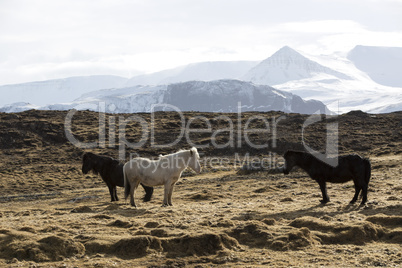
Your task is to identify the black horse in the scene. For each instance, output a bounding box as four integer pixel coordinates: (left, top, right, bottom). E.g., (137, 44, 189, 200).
(82, 152, 153, 202)
(283, 150, 371, 205)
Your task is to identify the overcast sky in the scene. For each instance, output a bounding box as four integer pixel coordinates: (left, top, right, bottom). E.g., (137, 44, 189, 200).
(1, 0, 402, 85)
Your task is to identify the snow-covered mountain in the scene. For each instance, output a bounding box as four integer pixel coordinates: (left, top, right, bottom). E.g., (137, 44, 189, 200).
(0, 75, 128, 107)
(44, 85, 167, 113)
(347, 45, 402, 87)
(242, 46, 351, 85)
(242, 46, 402, 114)
(161, 80, 327, 113)
(125, 61, 258, 86)
(0, 102, 40, 113)
(11, 80, 327, 114)
(1, 45, 401, 114)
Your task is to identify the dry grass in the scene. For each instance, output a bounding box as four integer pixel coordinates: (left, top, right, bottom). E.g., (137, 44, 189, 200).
(0, 110, 401, 267)
(0, 157, 401, 267)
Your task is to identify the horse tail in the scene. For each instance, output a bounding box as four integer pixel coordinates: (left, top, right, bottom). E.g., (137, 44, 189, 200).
(123, 163, 130, 200)
(363, 158, 371, 185)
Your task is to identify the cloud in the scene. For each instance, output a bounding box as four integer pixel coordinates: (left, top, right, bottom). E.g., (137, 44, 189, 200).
(0, 0, 402, 85)
(279, 20, 365, 34)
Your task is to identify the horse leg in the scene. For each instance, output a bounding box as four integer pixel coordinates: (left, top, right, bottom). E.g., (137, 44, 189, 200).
(141, 183, 153, 202)
(130, 180, 140, 207)
(357, 169, 369, 206)
(360, 183, 368, 206)
(113, 186, 119, 201)
(318, 180, 330, 204)
(107, 184, 116, 202)
(162, 182, 171, 207)
(352, 170, 368, 206)
(168, 182, 176, 206)
(350, 181, 361, 204)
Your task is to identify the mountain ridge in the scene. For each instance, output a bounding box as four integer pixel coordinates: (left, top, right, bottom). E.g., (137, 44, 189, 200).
(1, 45, 401, 114)
(0, 75, 128, 107)
(2, 79, 327, 115)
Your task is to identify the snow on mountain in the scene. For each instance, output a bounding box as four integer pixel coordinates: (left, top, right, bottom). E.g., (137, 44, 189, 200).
(12, 80, 327, 114)
(67, 85, 166, 113)
(0, 102, 40, 113)
(125, 61, 258, 86)
(347, 45, 402, 88)
(276, 74, 402, 114)
(0, 75, 128, 107)
(1, 46, 401, 114)
(242, 46, 351, 85)
(242, 46, 402, 114)
(367, 102, 402, 114)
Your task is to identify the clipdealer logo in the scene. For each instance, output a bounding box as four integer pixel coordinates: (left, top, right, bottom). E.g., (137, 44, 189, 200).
(64, 101, 338, 168)
(64, 102, 286, 161)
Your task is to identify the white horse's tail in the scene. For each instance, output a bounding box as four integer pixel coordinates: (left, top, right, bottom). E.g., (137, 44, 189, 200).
(123, 163, 130, 200)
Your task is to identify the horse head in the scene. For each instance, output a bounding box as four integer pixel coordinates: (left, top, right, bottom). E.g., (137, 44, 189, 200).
(82, 152, 97, 174)
(188, 147, 201, 173)
(283, 150, 296, 175)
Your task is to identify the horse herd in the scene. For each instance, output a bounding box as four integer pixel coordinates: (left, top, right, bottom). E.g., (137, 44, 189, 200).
(82, 147, 201, 207)
(82, 148, 371, 207)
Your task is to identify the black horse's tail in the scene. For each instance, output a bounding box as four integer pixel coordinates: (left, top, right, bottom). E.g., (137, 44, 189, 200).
(123, 163, 130, 200)
(363, 158, 371, 185)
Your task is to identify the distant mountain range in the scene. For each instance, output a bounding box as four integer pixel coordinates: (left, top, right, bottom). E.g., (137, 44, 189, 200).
(0, 45, 401, 114)
(0, 75, 127, 107)
(2, 80, 327, 114)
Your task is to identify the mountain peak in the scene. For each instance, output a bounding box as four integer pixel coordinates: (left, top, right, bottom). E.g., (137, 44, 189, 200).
(274, 45, 300, 55)
(242, 46, 350, 85)
(262, 46, 314, 66)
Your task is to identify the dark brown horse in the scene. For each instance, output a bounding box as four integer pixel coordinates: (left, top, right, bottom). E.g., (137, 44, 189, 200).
(283, 150, 371, 205)
(82, 152, 153, 202)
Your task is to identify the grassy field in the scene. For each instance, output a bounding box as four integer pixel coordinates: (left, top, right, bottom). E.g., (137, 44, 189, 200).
(0, 110, 401, 267)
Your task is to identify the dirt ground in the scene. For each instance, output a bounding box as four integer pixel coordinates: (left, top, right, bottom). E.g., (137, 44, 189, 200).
(0, 110, 401, 267)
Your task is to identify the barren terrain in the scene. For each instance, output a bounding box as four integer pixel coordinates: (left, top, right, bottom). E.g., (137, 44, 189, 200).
(0, 110, 401, 267)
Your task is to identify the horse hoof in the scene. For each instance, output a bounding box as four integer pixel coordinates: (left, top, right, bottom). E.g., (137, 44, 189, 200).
(320, 199, 329, 204)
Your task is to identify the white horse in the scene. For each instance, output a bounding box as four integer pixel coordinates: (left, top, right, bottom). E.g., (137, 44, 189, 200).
(124, 147, 201, 207)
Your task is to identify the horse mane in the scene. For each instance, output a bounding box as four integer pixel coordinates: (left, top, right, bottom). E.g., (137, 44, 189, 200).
(159, 147, 200, 159)
(285, 150, 344, 169)
(284, 150, 311, 160)
(83, 152, 120, 175)
(284, 150, 330, 167)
